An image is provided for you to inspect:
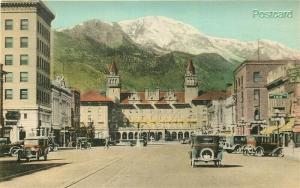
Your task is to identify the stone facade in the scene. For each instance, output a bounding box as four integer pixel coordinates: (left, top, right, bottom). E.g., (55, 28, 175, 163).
(0, 0, 55, 142)
(234, 60, 287, 135)
(51, 76, 72, 146)
(80, 91, 112, 139)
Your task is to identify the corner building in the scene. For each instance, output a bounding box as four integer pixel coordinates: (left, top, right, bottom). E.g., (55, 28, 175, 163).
(0, 0, 55, 141)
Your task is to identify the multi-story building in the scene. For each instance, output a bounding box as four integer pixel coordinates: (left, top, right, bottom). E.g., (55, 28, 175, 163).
(264, 61, 300, 146)
(71, 89, 80, 128)
(102, 60, 207, 141)
(234, 60, 286, 136)
(1, 0, 55, 142)
(80, 90, 112, 139)
(51, 76, 72, 146)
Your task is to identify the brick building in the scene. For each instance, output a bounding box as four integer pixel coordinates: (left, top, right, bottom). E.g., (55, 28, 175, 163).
(234, 60, 286, 135)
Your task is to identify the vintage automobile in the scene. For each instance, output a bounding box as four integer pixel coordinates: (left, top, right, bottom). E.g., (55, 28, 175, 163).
(189, 135, 223, 167)
(76, 137, 92, 149)
(223, 136, 247, 153)
(16, 137, 49, 162)
(243, 135, 284, 157)
(179, 137, 191, 144)
(0, 139, 24, 157)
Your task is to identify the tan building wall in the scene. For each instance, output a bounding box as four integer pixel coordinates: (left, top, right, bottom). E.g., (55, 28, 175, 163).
(80, 105, 109, 139)
(0, 0, 54, 141)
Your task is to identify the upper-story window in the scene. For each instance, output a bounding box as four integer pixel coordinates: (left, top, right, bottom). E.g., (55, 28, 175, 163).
(5, 19, 13, 30)
(20, 19, 29, 30)
(5, 89, 13, 100)
(254, 108, 260, 120)
(5, 37, 13, 48)
(20, 55, 28, 65)
(20, 72, 28, 82)
(253, 72, 261, 82)
(20, 37, 28, 48)
(5, 55, 13, 65)
(20, 89, 28, 99)
(254, 89, 260, 100)
(5, 72, 13, 83)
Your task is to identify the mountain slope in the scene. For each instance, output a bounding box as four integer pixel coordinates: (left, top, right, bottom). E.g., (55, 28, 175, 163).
(52, 21, 235, 92)
(118, 16, 300, 62)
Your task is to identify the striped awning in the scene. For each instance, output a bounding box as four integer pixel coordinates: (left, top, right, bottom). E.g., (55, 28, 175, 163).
(279, 118, 295, 132)
(260, 126, 278, 135)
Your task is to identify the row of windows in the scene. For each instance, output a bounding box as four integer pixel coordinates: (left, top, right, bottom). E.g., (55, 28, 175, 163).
(5, 89, 28, 100)
(37, 73, 51, 89)
(236, 72, 262, 89)
(37, 38, 50, 58)
(5, 19, 28, 30)
(4, 54, 28, 65)
(37, 90, 50, 104)
(37, 56, 50, 74)
(5, 72, 28, 83)
(5, 37, 28, 48)
(239, 89, 260, 102)
(37, 21, 50, 42)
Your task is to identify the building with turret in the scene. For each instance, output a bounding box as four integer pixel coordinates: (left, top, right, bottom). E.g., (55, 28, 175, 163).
(96, 60, 210, 141)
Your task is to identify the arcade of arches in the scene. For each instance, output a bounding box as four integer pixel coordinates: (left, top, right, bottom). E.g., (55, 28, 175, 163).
(112, 129, 194, 141)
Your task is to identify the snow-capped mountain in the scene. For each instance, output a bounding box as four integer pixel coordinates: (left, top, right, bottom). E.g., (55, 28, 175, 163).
(118, 16, 300, 62)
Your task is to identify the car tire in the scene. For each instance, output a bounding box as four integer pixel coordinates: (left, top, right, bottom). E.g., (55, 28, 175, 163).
(255, 147, 264, 157)
(44, 154, 47, 161)
(278, 149, 284, 157)
(10, 147, 19, 157)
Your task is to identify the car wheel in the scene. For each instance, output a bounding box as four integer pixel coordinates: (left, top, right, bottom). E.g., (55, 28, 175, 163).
(192, 159, 195, 168)
(10, 147, 19, 157)
(235, 145, 241, 153)
(255, 147, 264, 157)
(44, 154, 47, 161)
(26, 158, 30, 162)
(278, 149, 284, 157)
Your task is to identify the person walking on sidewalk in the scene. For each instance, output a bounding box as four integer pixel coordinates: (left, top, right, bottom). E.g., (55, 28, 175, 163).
(104, 137, 109, 150)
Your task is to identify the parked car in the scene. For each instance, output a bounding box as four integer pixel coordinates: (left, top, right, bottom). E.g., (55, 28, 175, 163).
(76, 137, 92, 149)
(224, 136, 247, 153)
(179, 137, 191, 144)
(189, 135, 223, 167)
(16, 137, 49, 162)
(0, 139, 24, 157)
(243, 135, 284, 157)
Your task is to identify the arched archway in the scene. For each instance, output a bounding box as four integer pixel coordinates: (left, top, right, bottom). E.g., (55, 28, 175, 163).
(178, 132, 183, 140)
(149, 132, 155, 139)
(128, 132, 133, 139)
(134, 132, 138, 139)
(122, 132, 127, 139)
(172, 132, 177, 140)
(184, 132, 189, 138)
(251, 125, 263, 135)
(165, 131, 171, 141)
(157, 132, 162, 140)
(142, 132, 147, 139)
(116, 132, 121, 140)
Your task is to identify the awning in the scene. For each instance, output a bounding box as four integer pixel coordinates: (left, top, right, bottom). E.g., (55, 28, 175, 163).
(279, 118, 295, 132)
(260, 126, 278, 135)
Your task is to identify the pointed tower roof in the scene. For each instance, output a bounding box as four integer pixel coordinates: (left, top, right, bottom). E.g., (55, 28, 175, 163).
(108, 60, 118, 75)
(186, 59, 195, 75)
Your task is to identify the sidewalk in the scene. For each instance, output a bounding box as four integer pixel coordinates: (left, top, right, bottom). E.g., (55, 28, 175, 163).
(284, 147, 300, 161)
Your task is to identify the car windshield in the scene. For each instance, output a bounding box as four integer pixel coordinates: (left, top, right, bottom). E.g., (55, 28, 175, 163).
(193, 136, 217, 144)
(25, 139, 38, 145)
(234, 136, 246, 142)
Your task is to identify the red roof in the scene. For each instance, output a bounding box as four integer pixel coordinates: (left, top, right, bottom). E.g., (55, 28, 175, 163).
(80, 90, 112, 102)
(193, 91, 229, 101)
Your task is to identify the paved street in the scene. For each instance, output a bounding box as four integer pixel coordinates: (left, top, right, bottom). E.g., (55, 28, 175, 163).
(0, 144, 299, 188)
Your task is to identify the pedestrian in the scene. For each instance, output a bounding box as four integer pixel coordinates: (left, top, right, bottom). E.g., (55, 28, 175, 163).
(104, 137, 109, 150)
